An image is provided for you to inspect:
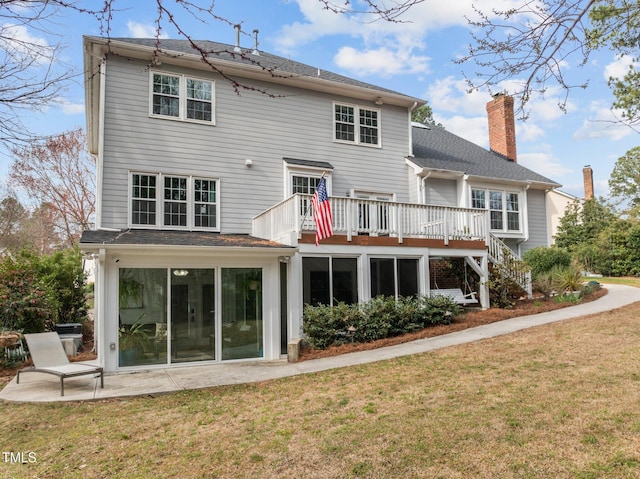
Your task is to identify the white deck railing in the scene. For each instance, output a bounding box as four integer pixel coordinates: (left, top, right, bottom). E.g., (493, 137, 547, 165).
(252, 193, 531, 297)
(252, 194, 489, 245)
(487, 233, 533, 297)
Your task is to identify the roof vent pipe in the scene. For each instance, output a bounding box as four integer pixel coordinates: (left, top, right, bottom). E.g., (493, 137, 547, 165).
(252, 29, 260, 55)
(233, 24, 241, 53)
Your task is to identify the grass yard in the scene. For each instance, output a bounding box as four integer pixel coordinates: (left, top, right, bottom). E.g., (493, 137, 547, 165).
(2, 299, 640, 478)
(599, 277, 640, 288)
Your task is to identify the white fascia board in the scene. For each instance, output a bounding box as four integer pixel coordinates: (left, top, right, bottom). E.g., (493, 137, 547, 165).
(465, 174, 560, 190)
(86, 37, 423, 109)
(79, 242, 297, 257)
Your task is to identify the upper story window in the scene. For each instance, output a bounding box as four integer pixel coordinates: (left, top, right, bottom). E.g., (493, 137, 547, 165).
(130, 172, 219, 231)
(151, 72, 214, 124)
(471, 188, 521, 233)
(334, 103, 380, 147)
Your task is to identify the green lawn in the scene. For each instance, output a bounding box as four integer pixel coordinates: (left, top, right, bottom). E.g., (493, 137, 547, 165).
(598, 276, 640, 288)
(2, 299, 640, 478)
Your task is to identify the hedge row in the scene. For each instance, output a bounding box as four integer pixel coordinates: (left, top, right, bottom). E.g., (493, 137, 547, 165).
(302, 295, 463, 350)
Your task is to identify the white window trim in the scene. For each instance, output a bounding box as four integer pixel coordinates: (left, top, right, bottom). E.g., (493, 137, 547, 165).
(368, 255, 421, 300)
(128, 172, 220, 232)
(302, 254, 361, 306)
(350, 189, 395, 201)
(149, 71, 216, 125)
(333, 102, 382, 148)
(284, 164, 332, 198)
(470, 186, 523, 235)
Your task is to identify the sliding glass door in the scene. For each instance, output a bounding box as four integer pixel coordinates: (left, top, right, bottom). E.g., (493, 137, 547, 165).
(221, 268, 263, 360)
(171, 269, 216, 363)
(118, 267, 263, 367)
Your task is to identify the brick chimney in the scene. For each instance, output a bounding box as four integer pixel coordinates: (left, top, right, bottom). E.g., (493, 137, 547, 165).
(486, 94, 517, 162)
(583, 165, 594, 200)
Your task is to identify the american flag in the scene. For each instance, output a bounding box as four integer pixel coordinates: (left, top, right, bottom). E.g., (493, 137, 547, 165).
(312, 177, 333, 246)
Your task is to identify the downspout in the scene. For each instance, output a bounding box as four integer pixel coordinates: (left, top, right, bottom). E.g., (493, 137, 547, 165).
(95, 248, 106, 367)
(517, 182, 531, 255)
(408, 101, 418, 157)
(421, 170, 432, 204)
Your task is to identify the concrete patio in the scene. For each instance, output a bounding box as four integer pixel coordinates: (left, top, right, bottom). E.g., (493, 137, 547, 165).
(1, 284, 637, 403)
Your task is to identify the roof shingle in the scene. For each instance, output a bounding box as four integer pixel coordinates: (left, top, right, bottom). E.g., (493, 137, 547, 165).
(80, 229, 293, 249)
(410, 124, 561, 187)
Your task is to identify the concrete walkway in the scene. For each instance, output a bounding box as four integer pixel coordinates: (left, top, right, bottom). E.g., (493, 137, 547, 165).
(2, 284, 638, 403)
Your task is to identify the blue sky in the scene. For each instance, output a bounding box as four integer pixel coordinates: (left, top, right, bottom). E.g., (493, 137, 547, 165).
(3, 0, 639, 199)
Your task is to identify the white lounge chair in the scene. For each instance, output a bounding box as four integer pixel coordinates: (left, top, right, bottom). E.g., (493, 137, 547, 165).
(17, 332, 104, 396)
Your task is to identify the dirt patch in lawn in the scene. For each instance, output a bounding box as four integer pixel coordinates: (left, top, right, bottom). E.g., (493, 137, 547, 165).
(299, 288, 608, 361)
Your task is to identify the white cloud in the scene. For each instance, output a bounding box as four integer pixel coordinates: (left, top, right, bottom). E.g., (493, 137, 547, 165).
(425, 76, 488, 116)
(572, 102, 634, 141)
(437, 115, 489, 147)
(273, 0, 537, 83)
(58, 100, 84, 115)
(127, 21, 169, 39)
(518, 122, 545, 142)
(437, 114, 546, 152)
(518, 151, 572, 177)
(333, 46, 430, 76)
(278, 0, 526, 48)
(604, 54, 637, 80)
(0, 23, 53, 65)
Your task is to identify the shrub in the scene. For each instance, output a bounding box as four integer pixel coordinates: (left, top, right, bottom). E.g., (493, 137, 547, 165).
(555, 264, 584, 294)
(487, 265, 524, 309)
(0, 266, 55, 333)
(523, 247, 572, 278)
(17, 247, 88, 324)
(302, 295, 462, 350)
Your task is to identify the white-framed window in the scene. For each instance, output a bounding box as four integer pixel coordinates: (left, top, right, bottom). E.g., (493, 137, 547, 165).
(370, 257, 419, 299)
(284, 162, 333, 224)
(292, 175, 322, 196)
(471, 187, 521, 233)
(302, 256, 359, 306)
(163, 176, 188, 227)
(194, 178, 218, 229)
(334, 103, 380, 147)
(131, 173, 157, 226)
(150, 72, 214, 124)
(129, 172, 220, 231)
(292, 174, 326, 220)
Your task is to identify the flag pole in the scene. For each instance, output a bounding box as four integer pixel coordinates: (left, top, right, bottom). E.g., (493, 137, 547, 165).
(299, 171, 326, 232)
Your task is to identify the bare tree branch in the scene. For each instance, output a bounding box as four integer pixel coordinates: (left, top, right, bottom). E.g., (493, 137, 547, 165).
(454, 0, 639, 125)
(9, 128, 95, 247)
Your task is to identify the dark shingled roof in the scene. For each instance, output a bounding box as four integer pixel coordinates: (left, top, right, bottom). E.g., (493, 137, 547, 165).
(80, 229, 293, 249)
(110, 37, 415, 99)
(411, 124, 561, 187)
(284, 158, 334, 170)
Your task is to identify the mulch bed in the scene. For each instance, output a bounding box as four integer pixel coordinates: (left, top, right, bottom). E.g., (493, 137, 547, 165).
(298, 288, 609, 361)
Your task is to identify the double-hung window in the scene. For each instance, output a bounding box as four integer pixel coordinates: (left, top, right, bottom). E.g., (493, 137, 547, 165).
(163, 176, 188, 227)
(334, 103, 380, 146)
(130, 173, 219, 231)
(194, 179, 218, 228)
(131, 174, 157, 225)
(471, 187, 521, 233)
(292, 174, 321, 214)
(151, 72, 214, 123)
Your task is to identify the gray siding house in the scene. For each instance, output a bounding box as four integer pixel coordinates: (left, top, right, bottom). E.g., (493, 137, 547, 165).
(80, 36, 560, 373)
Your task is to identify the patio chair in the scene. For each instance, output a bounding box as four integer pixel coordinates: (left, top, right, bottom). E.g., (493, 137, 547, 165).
(17, 332, 104, 396)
